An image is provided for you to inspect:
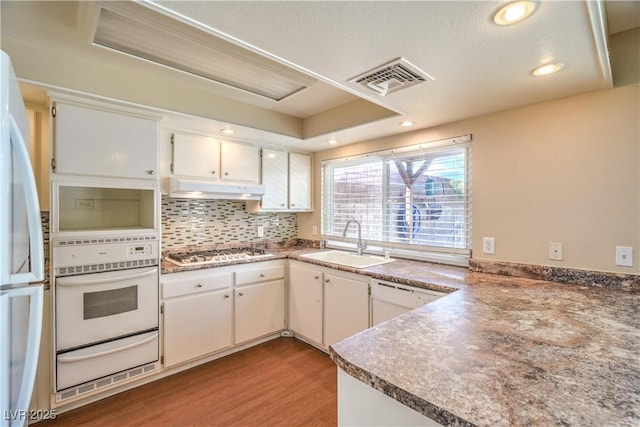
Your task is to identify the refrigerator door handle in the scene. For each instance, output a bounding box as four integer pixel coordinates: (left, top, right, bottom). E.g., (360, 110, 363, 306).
(8, 114, 44, 284)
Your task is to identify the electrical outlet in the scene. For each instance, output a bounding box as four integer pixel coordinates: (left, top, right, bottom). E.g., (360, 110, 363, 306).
(616, 246, 633, 267)
(312, 226, 318, 236)
(549, 242, 563, 260)
(257, 226, 264, 237)
(482, 237, 495, 254)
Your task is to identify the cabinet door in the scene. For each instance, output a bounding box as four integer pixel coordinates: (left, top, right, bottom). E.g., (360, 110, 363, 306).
(163, 289, 232, 368)
(289, 263, 323, 344)
(324, 273, 369, 347)
(289, 152, 311, 210)
(172, 133, 220, 179)
(234, 280, 285, 344)
(220, 141, 260, 183)
(53, 102, 158, 179)
(261, 149, 288, 210)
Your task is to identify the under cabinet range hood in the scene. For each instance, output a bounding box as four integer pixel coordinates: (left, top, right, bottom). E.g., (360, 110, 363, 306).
(168, 178, 265, 200)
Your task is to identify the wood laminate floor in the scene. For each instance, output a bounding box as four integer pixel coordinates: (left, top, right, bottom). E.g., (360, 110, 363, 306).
(39, 338, 337, 427)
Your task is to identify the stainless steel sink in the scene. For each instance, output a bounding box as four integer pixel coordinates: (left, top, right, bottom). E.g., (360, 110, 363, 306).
(300, 250, 395, 268)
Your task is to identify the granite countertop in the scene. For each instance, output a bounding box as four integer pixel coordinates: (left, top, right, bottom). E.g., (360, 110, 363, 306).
(330, 273, 640, 427)
(161, 246, 640, 426)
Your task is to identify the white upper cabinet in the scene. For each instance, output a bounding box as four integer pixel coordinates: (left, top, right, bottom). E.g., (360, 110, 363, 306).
(260, 148, 288, 210)
(171, 133, 220, 179)
(248, 150, 312, 212)
(169, 133, 260, 184)
(289, 152, 312, 210)
(220, 140, 260, 183)
(52, 100, 159, 180)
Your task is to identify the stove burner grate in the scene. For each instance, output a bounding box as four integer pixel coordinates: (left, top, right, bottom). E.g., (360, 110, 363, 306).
(166, 247, 271, 266)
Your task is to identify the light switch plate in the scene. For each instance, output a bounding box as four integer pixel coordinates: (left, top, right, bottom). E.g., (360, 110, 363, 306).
(616, 246, 633, 267)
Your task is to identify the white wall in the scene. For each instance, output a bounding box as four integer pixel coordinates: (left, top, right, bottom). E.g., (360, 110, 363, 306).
(299, 85, 640, 275)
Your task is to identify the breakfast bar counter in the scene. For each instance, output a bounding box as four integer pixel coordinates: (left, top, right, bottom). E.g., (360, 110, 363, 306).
(329, 271, 640, 426)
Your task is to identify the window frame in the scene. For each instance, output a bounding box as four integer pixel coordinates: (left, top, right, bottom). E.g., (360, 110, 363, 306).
(321, 134, 472, 267)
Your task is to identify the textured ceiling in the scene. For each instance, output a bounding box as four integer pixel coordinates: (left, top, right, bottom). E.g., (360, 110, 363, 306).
(2, 1, 632, 151)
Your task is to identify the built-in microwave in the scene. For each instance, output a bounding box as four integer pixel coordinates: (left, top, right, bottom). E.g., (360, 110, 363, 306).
(51, 176, 159, 234)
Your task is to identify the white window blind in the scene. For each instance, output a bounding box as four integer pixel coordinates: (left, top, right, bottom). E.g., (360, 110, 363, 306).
(322, 135, 471, 263)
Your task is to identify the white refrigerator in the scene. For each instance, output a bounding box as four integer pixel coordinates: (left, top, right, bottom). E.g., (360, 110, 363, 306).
(0, 51, 45, 427)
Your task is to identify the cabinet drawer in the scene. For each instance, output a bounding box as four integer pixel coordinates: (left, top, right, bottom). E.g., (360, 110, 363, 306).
(235, 265, 285, 285)
(162, 272, 232, 299)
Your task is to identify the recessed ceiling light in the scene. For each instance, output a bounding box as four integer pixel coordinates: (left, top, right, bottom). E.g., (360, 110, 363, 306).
(327, 138, 338, 145)
(493, 1, 536, 25)
(531, 63, 564, 76)
(400, 121, 415, 127)
(221, 128, 235, 135)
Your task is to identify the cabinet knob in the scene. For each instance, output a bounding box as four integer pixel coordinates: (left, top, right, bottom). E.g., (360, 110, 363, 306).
(224, 172, 229, 176)
(314, 275, 320, 280)
(291, 203, 295, 207)
(238, 291, 244, 296)
(224, 294, 230, 299)
(146, 170, 155, 175)
(212, 170, 216, 175)
(280, 203, 285, 207)
(325, 279, 330, 283)
(196, 283, 203, 288)
(260, 273, 265, 278)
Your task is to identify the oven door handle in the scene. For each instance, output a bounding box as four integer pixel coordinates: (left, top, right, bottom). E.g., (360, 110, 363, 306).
(57, 332, 158, 363)
(56, 267, 157, 287)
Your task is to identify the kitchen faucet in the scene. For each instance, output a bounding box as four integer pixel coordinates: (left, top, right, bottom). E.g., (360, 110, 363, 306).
(342, 219, 367, 255)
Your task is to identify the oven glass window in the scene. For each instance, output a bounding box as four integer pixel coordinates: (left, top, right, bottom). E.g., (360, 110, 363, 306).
(83, 286, 138, 320)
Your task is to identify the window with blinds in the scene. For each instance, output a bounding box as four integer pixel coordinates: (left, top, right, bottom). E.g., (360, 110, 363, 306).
(322, 136, 471, 263)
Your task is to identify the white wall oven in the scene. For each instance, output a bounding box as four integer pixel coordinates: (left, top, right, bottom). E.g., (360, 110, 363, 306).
(52, 235, 160, 403)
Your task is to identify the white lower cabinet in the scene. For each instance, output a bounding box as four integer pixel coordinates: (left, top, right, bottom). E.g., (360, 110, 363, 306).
(161, 261, 286, 369)
(289, 261, 370, 349)
(161, 270, 233, 368)
(323, 273, 369, 347)
(163, 289, 232, 368)
(289, 262, 323, 344)
(235, 280, 285, 344)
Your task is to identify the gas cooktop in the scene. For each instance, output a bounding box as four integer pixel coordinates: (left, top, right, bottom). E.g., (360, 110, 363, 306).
(166, 248, 273, 266)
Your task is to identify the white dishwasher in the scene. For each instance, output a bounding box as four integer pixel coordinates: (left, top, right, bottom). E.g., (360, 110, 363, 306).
(371, 280, 446, 325)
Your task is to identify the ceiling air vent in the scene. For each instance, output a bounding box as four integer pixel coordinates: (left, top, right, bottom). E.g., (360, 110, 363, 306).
(350, 58, 434, 96)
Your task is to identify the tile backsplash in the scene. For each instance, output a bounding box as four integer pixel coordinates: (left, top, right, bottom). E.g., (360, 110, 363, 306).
(161, 197, 298, 250)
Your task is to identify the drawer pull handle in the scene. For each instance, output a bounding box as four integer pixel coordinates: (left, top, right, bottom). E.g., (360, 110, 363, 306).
(146, 170, 155, 175)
